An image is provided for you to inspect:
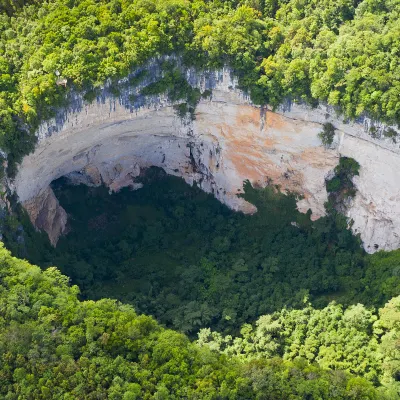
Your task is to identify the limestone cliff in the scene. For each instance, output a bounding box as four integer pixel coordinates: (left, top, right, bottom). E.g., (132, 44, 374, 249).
(12, 60, 400, 253)
(22, 187, 67, 246)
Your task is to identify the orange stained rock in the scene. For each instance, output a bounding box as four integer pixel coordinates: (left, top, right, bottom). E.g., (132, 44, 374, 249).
(264, 111, 290, 131)
(235, 105, 261, 129)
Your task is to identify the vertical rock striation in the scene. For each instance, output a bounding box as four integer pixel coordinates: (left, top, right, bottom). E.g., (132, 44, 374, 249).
(11, 60, 400, 252)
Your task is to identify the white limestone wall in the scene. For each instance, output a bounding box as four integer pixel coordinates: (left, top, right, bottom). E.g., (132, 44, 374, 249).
(12, 64, 400, 252)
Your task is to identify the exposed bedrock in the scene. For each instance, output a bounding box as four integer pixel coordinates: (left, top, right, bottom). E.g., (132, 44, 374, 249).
(12, 64, 400, 252)
(22, 186, 67, 246)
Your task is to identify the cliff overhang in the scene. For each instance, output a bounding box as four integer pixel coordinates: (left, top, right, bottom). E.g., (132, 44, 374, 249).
(10, 59, 400, 252)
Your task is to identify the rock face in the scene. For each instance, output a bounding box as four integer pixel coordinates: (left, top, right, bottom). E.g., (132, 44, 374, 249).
(12, 60, 400, 252)
(22, 187, 67, 246)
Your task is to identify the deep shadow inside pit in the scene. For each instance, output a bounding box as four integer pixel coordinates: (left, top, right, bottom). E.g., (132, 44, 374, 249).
(4, 167, 399, 336)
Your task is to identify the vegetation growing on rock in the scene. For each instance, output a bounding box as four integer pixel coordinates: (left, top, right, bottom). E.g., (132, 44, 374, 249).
(1, 1, 400, 398)
(1, 0, 400, 171)
(326, 156, 360, 212)
(140, 65, 203, 119)
(318, 122, 336, 147)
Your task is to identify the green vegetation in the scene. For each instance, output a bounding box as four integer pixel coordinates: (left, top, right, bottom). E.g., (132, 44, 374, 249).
(318, 122, 336, 147)
(1, 0, 400, 171)
(140, 65, 203, 119)
(0, 170, 399, 397)
(0, 0, 38, 16)
(2, 1, 400, 397)
(199, 298, 400, 389)
(3, 170, 399, 340)
(0, 243, 398, 398)
(326, 156, 360, 212)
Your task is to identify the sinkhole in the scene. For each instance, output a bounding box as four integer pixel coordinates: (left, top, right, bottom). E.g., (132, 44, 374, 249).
(3, 167, 373, 336)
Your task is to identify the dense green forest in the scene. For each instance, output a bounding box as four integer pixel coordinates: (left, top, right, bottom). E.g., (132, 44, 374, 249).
(3, 169, 399, 337)
(1, 0, 400, 398)
(0, 244, 399, 398)
(1, 0, 400, 172)
(1, 169, 399, 397)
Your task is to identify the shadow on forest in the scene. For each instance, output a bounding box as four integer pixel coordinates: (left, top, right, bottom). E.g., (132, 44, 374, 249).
(3, 167, 400, 336)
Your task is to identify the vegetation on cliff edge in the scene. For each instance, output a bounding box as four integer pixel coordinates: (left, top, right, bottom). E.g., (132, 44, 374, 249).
(1, 0, 400, 172)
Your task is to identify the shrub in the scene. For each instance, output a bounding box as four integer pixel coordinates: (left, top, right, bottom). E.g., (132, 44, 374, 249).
(325, 156, 360, 212)
(326, 176, 341, 193)
(318, 122, 336, 147)
(334, 156, 360, 178)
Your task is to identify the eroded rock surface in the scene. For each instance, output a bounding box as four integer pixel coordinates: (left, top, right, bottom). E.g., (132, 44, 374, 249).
(23, 187, 67, 246)
(13, 63, 400, 252)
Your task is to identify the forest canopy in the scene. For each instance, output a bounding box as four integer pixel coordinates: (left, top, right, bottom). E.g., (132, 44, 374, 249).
(1, 0, 400, 171)
(1, 170, 399, 397)
(0, 243, 399, 399)
(1, 0, 400, 398)
(4, 171, 399, 338)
